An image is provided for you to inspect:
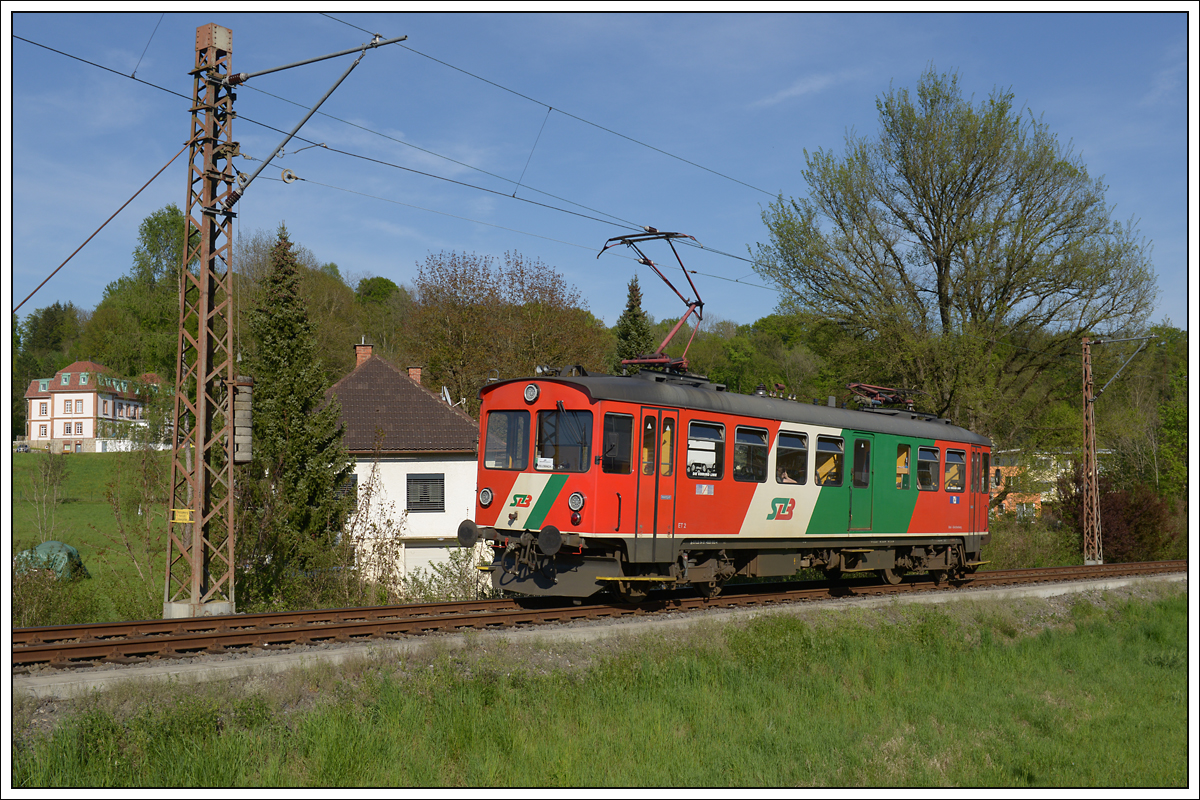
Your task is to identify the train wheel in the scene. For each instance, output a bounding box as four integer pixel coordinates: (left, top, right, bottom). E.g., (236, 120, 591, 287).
(617, 582, 649, 604)
(697, 581, 724, 599)
(930, 569, 948, 586)
(877, 568, 902, 586)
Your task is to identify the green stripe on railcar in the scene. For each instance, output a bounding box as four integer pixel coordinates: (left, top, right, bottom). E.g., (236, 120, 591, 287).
(804, 430, 928, 535)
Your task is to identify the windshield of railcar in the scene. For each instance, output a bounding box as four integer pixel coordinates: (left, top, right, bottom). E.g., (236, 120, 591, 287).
(536, 409, 593, 472)
(484, 410, 530, 470)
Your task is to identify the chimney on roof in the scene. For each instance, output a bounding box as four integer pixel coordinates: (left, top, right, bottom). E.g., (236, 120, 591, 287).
(355, 337, 373, 368)
(407, 366, 422, 385)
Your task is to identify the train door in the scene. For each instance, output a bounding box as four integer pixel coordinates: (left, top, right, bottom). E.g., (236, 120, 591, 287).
(969, 445, 988, 533)
(849, 434, 874, 530)
(636, 408, 678, 540)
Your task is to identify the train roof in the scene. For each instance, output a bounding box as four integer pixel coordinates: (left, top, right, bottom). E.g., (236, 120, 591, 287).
(483, 371, 991, 447)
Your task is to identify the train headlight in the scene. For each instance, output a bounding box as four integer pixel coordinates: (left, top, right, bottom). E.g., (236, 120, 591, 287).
(479, 487, 494, 507)
(567, 491, 585, 512)
(523, 383, 539, 403)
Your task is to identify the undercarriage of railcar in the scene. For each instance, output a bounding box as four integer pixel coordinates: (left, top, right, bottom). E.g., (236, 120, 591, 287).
(464, 522, 988, 601)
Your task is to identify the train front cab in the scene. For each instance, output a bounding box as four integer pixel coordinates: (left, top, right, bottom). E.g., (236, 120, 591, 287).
(464, 378, 618, 596)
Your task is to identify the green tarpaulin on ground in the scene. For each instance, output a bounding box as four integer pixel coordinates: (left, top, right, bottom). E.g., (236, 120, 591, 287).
(13, 540, 90, 580)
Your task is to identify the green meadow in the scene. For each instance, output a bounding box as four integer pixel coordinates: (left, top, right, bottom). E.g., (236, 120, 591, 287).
(13, 584, 1187, 788)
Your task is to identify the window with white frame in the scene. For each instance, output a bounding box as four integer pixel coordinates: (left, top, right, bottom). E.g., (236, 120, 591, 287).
(63, 422, 71, 436)
(39, 425, 47, 437)
(75, 400, 83, 414)
(39, 402, 47, 416)
(75, 422, 83, 435)
(64, 399, 72, 414)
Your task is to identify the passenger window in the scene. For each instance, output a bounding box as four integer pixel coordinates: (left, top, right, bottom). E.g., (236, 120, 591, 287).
(815, 436, 843, 486)
(734, 427, 768, 482)
(686, 421, 724, 479)
(602, 414, 634, 474)
(945, 450, 966, 492)
(852, 439, 871, 488)
(981, 453, 990, 493)
(896, 444, 911, 490)
(776, 432, 807, 485)
(660, 417, 675, 477)
(484, 410, 530, 470)
(641, 416, 657, 476)
(917, 447, 940, 491)
(535, 410, 592, 472)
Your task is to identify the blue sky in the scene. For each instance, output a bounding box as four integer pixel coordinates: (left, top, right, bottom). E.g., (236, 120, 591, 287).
(6, 10, 1194, 334)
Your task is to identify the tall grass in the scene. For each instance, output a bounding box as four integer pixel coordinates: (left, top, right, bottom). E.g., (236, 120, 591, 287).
(14, 585, 1187, 787)
(981, 512, 1080, 570)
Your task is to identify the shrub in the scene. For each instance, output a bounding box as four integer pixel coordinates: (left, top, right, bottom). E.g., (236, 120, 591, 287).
(982, 512, 1078, 570)
(1055, 462, 1182, 562)
(11, 567, 105, 628)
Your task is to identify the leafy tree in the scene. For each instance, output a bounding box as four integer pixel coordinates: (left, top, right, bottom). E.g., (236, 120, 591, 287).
(236, 224, 355, 610)
(612, 274, 655, 371)
(14, 302, 86, 439)
(408, 250, 612, 415)
(356, 275, 401, 305)
(356, 279, 415, 367)
(75, 205, 194, 381)
(300, 265, 358, 383)
(753, 68, 1157, 445)
(1155, 366, 1187, 500)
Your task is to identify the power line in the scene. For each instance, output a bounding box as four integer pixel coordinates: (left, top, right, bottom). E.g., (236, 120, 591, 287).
(238, 82, 641, 229)
(13, 142, 190, 314)
(131, 12, 165, 79)
(12, 34, 641, 231)
(263, 170, 779, 292)
(13, 33, 776, 302)
(319, 13, 777, 198)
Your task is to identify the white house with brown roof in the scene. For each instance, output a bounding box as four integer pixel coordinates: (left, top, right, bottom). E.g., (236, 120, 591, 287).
(327, 343, 481, 583)
(23, 360, 163, 453)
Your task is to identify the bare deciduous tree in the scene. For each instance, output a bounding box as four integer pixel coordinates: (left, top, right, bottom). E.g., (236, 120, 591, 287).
(24, 449, 69, 542)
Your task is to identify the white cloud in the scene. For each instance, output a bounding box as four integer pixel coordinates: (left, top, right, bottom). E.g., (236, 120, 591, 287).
(1139, 43, 1185, 108)
(749, 70, 859, 109)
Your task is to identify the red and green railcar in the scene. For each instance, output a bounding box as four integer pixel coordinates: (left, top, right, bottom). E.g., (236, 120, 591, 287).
(458, 370, 992, 599)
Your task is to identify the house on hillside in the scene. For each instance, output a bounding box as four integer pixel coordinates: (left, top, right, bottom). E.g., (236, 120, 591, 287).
(990, 450, 1109, 518)
(326, 342, 481, 584)
(23, 360, 164, 453)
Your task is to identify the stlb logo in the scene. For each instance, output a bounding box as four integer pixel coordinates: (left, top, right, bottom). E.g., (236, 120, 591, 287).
(510, 494, 532, 508)
(767, 497, 796, 521)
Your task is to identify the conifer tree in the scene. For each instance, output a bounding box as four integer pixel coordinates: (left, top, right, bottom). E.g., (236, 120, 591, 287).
(612, 274, 655, 371)
(237, 224, 354, 608)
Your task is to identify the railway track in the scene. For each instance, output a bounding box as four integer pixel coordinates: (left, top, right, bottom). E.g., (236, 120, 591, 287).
(13, 560, 1186, 670)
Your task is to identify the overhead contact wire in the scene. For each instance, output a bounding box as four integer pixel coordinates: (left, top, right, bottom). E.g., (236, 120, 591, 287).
(318, 13, 776, 198)
(13, 142, 190, 314)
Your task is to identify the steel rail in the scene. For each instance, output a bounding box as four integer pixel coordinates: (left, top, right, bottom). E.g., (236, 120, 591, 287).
(13, 561, 1186, 668)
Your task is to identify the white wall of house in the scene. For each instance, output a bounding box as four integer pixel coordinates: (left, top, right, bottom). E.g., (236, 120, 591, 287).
(27, 390, 147, 445)
(349, 453, 479, 583)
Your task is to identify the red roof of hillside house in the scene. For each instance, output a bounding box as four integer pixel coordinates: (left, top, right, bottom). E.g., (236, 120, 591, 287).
(326, 346, 478, 455)
(23, 360, 159, 401)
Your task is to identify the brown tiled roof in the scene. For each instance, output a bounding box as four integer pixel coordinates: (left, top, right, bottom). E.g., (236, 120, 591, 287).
(327, 355, 478, 454)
